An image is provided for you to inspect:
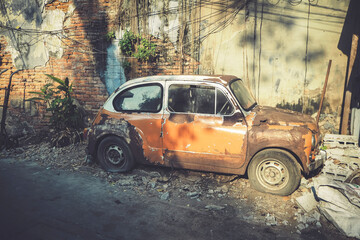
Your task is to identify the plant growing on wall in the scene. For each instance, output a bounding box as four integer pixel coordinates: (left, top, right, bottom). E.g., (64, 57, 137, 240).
(105, 31, 116, 41)
(134, 37, 156, 62)
(119, 30, 157, 62)
(28, 74, 83, 131)
(119, 30, 137, 56)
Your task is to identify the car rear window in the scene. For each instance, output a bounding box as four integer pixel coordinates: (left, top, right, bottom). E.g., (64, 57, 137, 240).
(113, 84, 162, 112)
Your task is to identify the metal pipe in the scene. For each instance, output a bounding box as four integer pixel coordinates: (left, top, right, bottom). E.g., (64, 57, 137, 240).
(1, 69, 21, 134)
(316, 60, 332, 125)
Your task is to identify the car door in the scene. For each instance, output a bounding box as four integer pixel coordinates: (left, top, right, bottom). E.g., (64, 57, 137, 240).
(112, 82, 164, 164)
(162, 81, 248, 173)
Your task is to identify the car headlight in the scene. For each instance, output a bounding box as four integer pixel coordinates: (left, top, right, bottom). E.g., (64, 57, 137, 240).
(311, 135, 316, 150)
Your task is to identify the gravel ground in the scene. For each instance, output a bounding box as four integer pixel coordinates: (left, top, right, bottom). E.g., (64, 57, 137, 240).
(0, 142, 349, 239)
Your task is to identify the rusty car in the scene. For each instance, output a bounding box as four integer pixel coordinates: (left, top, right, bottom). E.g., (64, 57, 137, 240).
(84, 75, 326, 195)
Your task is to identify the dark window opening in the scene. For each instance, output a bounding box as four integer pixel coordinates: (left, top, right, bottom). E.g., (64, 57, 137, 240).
(168, 84, 234, 115)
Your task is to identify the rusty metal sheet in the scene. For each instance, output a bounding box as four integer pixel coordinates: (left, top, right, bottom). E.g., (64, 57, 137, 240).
(245, 106, 320, 173)
(88, 109, 164, 165)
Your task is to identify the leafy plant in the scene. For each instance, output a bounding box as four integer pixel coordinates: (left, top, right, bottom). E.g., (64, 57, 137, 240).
(119, 30, 156, 62)
(134, 37, 156, 62)
(119, 30, 137, 56)
(105, 31, 116, 41)
(28, 74, 83, 131)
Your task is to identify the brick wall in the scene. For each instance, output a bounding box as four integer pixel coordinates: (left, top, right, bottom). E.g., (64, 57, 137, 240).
(127, 37, 199, 79)
(0, 0, 199, 134)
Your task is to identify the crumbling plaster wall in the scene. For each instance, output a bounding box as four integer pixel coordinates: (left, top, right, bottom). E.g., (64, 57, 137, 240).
(0, 0, 350, 136)
(0, 0, 111, 135)
(0, 0, 65, 69)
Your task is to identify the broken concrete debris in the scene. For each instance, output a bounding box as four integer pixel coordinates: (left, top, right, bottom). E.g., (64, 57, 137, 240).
(205, 205, 225, 211)
(321, 134, 360, 182)
(2, 132, 359, 238)
(294, 209, 322, 233)
(296, 176, 360, 238)
(294, 134, 360, 237)
(295, 192, 318, 212)
(315, 180, 360, 238)
(264, 213, 277, 226)
(160, 192, 170, 201)
(187, 192, 201, 199)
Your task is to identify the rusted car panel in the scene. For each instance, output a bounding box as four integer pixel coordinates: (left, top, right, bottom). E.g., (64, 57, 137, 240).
(163, 112, 247, 173)
(245, 106, 321, 174)
(86, 108, 164, 165)
(85, 75, 325, 195)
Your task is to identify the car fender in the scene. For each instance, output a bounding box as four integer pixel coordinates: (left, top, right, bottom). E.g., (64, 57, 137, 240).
(245, 124, 311, 173)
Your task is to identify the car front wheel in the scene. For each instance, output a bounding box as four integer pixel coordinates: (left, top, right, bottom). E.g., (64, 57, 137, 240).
(97, 136, 134, 173)
(248, 149, 301, 196)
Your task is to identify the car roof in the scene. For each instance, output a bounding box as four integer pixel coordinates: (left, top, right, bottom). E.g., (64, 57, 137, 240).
(124, 75, 239, 87)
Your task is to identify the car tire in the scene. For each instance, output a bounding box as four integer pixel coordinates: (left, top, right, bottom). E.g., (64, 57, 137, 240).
(248, 149, 301, 196)
(97, 136, 135, 173)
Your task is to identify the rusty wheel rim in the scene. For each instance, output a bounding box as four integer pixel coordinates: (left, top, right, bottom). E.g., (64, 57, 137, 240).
(256, 158, 289, 190)
(106, 145, 125, 166)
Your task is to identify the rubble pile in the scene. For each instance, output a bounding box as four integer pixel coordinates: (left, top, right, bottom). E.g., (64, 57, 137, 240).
(317, 113, 339, 135)
(295, 134, 360, 238)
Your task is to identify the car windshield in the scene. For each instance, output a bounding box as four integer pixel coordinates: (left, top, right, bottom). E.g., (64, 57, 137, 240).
(230, 79, 257, 111)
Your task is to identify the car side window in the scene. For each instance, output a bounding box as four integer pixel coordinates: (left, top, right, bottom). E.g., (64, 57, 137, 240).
(168, 84, 233, 115)
(113, 84, 162, 112)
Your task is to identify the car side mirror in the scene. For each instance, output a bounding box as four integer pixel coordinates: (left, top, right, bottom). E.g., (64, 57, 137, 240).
(223, 111, 245, 126)
(233, 111, 244, 121)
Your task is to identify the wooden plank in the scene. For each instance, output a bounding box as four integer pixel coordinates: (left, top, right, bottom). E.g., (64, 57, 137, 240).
(316, 60, 332, 125)
(341, 34, 358, 134)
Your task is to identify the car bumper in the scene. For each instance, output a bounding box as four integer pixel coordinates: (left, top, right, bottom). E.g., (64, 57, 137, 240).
(308, 150, 326, 171)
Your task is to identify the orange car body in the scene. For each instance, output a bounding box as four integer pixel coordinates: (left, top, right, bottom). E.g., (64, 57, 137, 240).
(85, 75, 324, 175)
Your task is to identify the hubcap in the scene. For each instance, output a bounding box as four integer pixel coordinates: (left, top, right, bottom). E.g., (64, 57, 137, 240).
(256, 159, 289, 190)
(106, 145, 125, 165)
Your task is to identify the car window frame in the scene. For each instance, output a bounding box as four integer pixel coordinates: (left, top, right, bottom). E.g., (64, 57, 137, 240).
(166, 82, 235, 116)
(229, 78, 257, 112)
(112, 83, 164, 113)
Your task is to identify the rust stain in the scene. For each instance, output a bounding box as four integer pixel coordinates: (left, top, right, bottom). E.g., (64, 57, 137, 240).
(246, 106, 320, 173)
(87, 109, 164, 165)
(168, 114, 195, 123)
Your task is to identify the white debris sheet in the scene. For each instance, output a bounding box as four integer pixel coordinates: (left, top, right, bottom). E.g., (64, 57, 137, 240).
(295, 134, 360, 238)
(314, 179, 360, 238)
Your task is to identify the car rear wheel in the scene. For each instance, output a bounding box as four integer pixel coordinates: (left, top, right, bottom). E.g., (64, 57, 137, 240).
(97, 136, 134, 173)
(248, 149, 301, 196)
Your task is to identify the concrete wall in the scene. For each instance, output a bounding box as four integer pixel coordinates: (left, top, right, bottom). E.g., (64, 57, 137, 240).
(199, 0, 348, 116)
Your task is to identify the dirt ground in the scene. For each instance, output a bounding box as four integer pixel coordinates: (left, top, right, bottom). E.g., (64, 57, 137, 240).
(0, 141, 351, 239)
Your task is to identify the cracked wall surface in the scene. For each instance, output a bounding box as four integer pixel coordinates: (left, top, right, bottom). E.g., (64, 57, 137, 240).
(0, 0, 66, 69)
(0, 0, 351, 136)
